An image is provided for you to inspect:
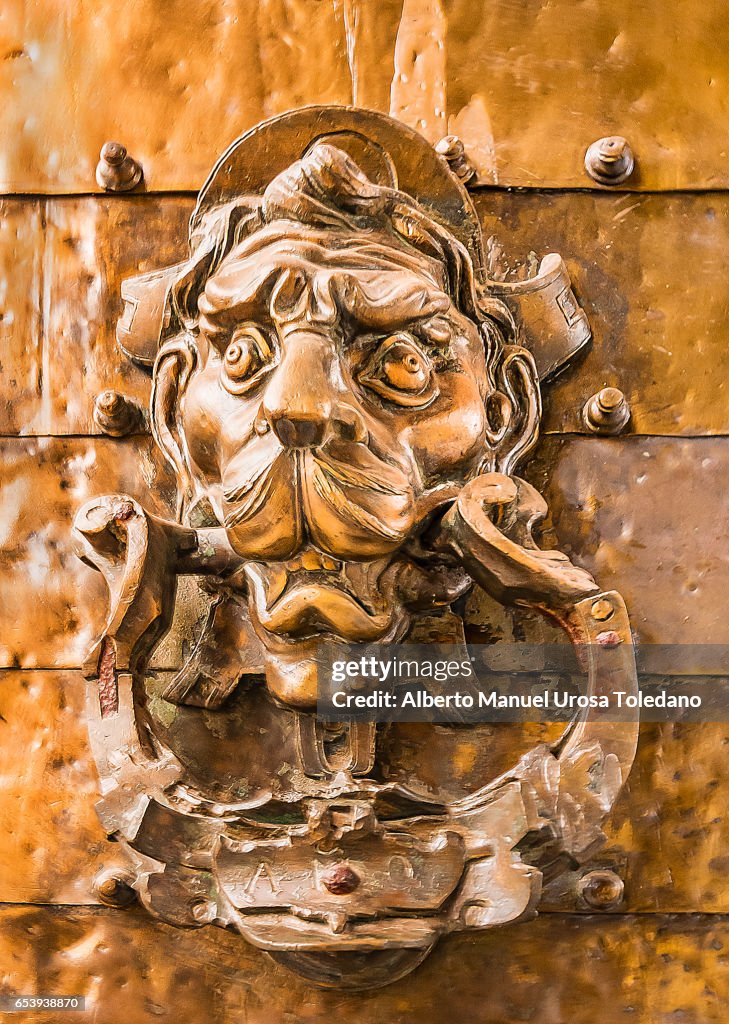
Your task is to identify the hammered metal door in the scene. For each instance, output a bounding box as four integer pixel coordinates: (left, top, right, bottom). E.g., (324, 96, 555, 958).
(1, 2, 728, 1022)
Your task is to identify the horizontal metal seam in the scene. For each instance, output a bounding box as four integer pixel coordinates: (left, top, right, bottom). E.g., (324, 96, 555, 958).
(0, 902, 728, 918)
(5, 186, 729, 200)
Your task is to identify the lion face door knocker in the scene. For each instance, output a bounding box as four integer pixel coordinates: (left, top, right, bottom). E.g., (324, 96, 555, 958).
(74, 107, 638, 989)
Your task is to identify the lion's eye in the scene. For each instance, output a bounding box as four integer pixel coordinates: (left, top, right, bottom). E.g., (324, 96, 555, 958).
(359, 334, 437, 408)
(381, 342, 429, 391)
(224, 339, 258, 380)
(221, 326, 274, 395)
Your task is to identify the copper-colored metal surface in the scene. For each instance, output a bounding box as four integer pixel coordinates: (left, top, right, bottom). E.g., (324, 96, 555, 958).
(527, 436, 729, 653)
(0, 437, 174, 669)
(453, 434, 729, 656)
(1, 436, 725, 678)
(0, 906, 726, 1023)
(42, 198, 191, 435)
(0, 0, 726, 1010)
(0, 671, 129, 904)
(0, 200, 43, 433)
(443, 0, 729, 190)
(475, 190, 729, 436)
(0, 0, 354, 194)
(550, 721, 729, 914)
(1, 0, 728, 192)
(0, 197, 193, 435)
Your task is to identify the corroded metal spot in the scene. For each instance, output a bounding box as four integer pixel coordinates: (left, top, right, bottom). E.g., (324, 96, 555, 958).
(321, 865, 361, 896)
(597, 630, 623, 648)
(96, 636, 118, 718)
(113, 500, 135, 522)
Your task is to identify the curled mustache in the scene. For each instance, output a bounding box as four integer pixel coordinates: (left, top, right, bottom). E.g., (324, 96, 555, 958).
(222, 435, 283, 529)
(221, 437, 410, 541)
(309, 452, 405, 541)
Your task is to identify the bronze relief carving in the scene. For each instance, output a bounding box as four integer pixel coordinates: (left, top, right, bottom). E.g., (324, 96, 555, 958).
(74, 107, 637, 989)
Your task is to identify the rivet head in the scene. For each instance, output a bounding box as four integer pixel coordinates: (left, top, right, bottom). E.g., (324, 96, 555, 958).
(591, 598, 614, 622)
(190, 899, 215, 924)
(577, 869, 624, 909)
(584, 136, 635, 186)
(97, 389, 123, 415)
(596, 387, 623, 412)
(321, 864, 360, 895)
(583, 387, 630, 435)
(94, 870, 136, 908)
(96, 141, 143, 192)
(100, 141, 127, 166)
(435, 134, 476, 185)
(93, 390, 144, 437)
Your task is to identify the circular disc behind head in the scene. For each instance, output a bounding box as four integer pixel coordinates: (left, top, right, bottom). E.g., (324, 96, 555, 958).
(192, 105, 483, 264)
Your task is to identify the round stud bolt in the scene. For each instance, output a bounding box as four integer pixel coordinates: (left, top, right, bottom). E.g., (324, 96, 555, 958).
(583, 387, 630, 435)
(321, 864, 361, 895)
(591, 598, 614, 622)
(435, 135, 476, 185)
(94, 389, 144, 437)
(94, 870, 136, 908)
(190, 899, 215, 924)
(577, 869, 624, 910)
(584, 135, 635, 186)
(96, 141, 143, 192)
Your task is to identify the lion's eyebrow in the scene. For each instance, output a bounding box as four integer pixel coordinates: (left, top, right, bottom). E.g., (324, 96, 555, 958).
(332, 272, 451, 337)
(199, 231, 454, 340)
(415, 314, 453, 345)
(198, 263, 281, 337)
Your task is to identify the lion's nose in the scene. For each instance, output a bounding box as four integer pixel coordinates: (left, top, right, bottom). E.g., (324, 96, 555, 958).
(270, 414, 328, 449)
(262, 332, 334, 449)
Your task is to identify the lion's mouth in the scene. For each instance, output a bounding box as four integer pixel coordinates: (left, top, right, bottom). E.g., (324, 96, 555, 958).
(243, 549, 400, 641)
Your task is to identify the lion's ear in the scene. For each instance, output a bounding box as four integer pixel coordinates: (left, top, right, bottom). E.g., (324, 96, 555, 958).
(151, 336, 198, 520)
(486, 345, 541, 476)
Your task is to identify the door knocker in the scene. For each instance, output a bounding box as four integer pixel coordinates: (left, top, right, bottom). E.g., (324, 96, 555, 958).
(74, 107, 637, 989)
